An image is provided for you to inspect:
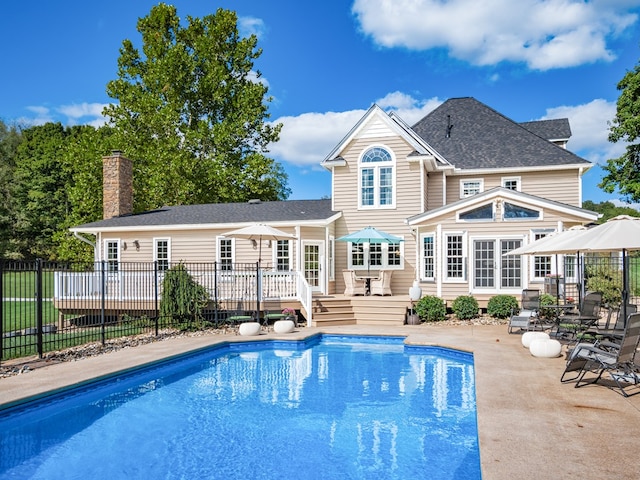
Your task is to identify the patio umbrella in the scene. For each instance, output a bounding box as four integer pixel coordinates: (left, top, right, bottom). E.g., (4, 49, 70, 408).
(337, 226, 404, 275)
(560, 215, 640, 323)
(222, 224, 296, 265)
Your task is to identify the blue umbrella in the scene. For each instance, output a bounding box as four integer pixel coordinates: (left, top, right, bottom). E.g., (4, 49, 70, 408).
(337, 226, 404, 244)
(337, 227, 404, 276)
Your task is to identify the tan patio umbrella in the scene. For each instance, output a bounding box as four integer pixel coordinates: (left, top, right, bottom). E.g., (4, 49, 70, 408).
(222, 224, 297, 266)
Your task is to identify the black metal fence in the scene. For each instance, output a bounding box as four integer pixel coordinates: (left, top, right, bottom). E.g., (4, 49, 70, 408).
(1, 260, 262, 363)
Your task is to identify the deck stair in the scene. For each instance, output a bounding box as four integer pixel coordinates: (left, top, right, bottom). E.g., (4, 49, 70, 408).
(310, 295, 409, 327)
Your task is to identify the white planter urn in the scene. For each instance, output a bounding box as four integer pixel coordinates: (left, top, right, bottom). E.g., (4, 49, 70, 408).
(238, 322, 261, 336)
(274, 319, 295, 334)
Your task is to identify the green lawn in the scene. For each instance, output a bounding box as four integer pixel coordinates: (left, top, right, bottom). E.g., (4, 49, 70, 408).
(2, 270, 55, 298)
(2, 300, 58, 333)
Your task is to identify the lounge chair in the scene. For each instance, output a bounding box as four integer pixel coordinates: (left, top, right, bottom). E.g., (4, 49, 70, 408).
(560, 312, 640, 397)
(370, 270, 392, 296)
(508, 289, 540, 334)
(583, 304, 638, 342)
(554, 291, 603, 339)
(343, 270, 366, 296)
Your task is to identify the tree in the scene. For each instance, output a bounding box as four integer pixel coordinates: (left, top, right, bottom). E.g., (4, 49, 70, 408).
(103, 4, 288, 212)
(600, 58, 640, 202)
(582, 200, 640, 223)
(13, 123, 74, 259)
(0, 120, 22, 258)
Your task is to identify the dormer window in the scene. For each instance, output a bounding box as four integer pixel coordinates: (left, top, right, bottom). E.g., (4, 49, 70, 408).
(359, 146, 395, 209)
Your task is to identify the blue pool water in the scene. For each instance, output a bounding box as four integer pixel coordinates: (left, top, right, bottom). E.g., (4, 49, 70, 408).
(0, 335, 481, 479)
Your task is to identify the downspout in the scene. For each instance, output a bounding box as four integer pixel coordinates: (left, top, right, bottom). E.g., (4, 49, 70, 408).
(73, 232, 97, 261)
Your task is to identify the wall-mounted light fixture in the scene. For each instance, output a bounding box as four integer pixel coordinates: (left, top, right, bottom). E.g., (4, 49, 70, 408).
(133, 240, 140, 251)
(267, 240, 272, 248)
(251, 239, 258, 249)
(123, 242, 127, 250)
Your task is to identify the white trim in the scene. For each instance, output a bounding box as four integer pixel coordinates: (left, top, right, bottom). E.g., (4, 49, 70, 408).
(443, 231, 467, 283)
(501, 175, 521, 191)
(216, 235, 235, 266)
(153, 237, 171, 270)
(459, 178, 484, 198)
(358, 144, 397, 210)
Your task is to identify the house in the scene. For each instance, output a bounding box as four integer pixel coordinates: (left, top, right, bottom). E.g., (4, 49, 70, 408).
(67, 97, 599, 325)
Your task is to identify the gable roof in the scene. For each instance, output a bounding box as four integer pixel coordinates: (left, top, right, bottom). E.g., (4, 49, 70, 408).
(71, 199, 340, 233)
(406, 186, 600, 225)
(411, 97, 590, 170)
(321, 104, 448, 169)
(520, 118, 571, 142)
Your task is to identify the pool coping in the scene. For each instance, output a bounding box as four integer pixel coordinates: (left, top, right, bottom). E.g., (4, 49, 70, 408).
(2, 324, 640, 479)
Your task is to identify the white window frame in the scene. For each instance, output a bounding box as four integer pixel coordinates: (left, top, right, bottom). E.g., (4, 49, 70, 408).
(104, 239, 120, 272)
(460, 179, 483, 198)
(328, 236, 335, 282)
(273, 239, 292, 271)
(457, 202, 495, 222)
(443, 232, 467, 282)
(420, 233, 436, 281)
(217, 236, 235, 270)
(468, 236, 524, 294)
(358, 145, 396, 210)
(530, 229, 555, 280)
(154, 238, 171, 271)
(501, 176, 521, 191)
(346, 240, 405, 271)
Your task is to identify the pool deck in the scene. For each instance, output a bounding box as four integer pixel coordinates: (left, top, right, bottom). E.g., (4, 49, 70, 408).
(2, 324, 640, 479)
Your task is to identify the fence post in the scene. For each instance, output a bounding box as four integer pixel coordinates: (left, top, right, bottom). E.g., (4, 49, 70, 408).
(214, 261, 218, 327)
(36, 258, 44, 358)
(101, 260, 106, 346)
(256, 262, 260, 319)
(154, 260, 159, 336)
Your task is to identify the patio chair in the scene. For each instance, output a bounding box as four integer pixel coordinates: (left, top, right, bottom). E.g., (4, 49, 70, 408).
(370, 270, 392, 296)
(583, 303, 638, 342)
(508, 289, 540, 334)
(262, 297, 287, 330)
(343, 270, 366, 296)
(554, 291, 603, 339)
(560, 312, 640, 397)
(227, 300, 254, 333)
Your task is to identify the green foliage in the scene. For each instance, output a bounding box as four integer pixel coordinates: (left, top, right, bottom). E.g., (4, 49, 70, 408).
(600, 59, 640, 203)
(104, 4, 289, 211)
(585, 263, 622, 306)
(581, 200, 640, 223)
(451, 295, 479, 320)
(414, 295, 447, 322)
(487, 294, 518, 319)
(159, 264, 209, 329)
(537, 293, 558, 319)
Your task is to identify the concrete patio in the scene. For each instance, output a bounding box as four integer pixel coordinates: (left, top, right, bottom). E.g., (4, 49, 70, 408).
(2, 324, 640, 479)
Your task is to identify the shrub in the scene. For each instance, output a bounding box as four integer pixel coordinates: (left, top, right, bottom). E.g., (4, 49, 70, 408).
(414, 295, 447, 322)
(452, 295, 479, 320)
(160, 263, 209, 329)
(537, 293, 557, 319)
(487, 294, 518, 319)
(585, 264, 622, 306)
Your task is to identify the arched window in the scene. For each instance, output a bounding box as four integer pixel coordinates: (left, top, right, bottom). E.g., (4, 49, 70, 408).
(359, 146, 395, 208)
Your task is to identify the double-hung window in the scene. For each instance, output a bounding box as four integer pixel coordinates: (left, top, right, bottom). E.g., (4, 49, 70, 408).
(105, 240, 119, 272)
(460, 179, 483, 198)
(421, 234, 435, 280)
(275, 240, 291, 271)
(218, 237, 234, 271)
(154, 238, 170, 272)
(359, 146, 395, 209)
(347, 240, 404, 271)
(446, 234, 465, 280)
(532, 230, 554, 279)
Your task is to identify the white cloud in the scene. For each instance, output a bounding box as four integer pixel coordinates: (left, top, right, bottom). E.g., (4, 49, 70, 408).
(352, 0, 638, 70)
(269, 93, 441, 167)
(540, 99, 626, 163)
(58, 102, 109, 127)
(238, 16, 266, 39)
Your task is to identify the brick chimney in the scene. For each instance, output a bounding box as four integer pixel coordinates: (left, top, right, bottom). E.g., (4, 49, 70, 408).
(102, 150, 133, 219)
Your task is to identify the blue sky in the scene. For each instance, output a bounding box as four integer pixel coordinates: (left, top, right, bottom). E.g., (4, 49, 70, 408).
(2, 1, 640, 207)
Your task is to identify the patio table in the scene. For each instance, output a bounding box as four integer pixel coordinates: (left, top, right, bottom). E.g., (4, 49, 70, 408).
(355, 273, 379, 296)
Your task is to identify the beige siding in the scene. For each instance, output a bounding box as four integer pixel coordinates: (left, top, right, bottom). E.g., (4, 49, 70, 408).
(446, 169, 581, 206)
(332, 134, 423, 296)
(426, 170, 445, 210)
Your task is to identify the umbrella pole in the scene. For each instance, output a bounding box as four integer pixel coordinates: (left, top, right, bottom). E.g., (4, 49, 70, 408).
(622, 249, 629, 326)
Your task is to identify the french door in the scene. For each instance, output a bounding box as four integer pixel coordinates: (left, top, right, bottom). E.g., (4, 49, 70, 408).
(303, 241, 324, 293)
(472, 239, 522, 290)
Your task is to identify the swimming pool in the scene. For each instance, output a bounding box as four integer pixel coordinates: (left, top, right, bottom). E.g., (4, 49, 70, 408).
(0, 335, 481, 479)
